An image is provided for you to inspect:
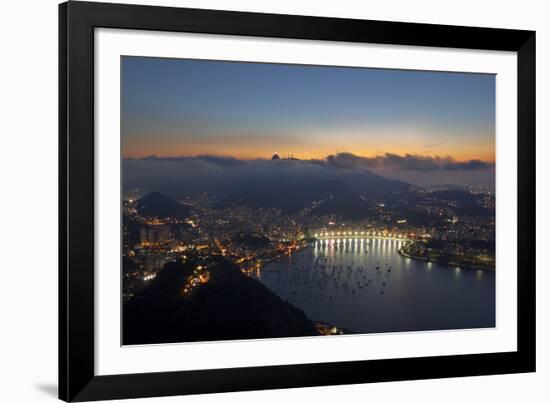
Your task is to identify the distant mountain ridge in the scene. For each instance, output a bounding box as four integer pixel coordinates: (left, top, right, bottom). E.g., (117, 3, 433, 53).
(123, 156, 413, 215)
(217, 166, 410, 214)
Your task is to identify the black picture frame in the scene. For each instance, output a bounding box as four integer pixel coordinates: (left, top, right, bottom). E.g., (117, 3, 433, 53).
(59, 1, 536, 401)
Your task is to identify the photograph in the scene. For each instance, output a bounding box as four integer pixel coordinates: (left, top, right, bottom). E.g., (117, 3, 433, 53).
(121, 56, 497, 345)
(0, 0, 542, 402)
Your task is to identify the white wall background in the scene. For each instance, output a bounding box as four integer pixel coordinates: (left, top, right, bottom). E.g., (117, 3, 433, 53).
(0, 0, 547, 402)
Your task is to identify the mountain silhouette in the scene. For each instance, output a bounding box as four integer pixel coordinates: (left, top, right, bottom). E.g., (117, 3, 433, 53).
(217, 166, 409, 214)
(135, 192, 191, 218)
(123, 257, 319, 344)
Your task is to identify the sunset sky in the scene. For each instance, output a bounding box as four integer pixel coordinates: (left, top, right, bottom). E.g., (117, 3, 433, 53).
(121, 56, 495, 163)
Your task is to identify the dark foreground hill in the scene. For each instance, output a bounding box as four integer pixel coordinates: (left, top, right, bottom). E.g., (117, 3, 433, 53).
(123, 257, 319, 344)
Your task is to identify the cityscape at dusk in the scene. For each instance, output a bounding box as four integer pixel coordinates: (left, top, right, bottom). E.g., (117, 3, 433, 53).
(121, 56, 496, 345)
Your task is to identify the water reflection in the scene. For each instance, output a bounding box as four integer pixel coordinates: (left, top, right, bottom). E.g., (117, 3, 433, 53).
(253, 238, 495, 334)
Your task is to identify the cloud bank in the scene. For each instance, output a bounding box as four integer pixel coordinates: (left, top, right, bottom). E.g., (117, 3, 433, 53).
(325, 152, 494, 171)
(123, 153, 494, 199)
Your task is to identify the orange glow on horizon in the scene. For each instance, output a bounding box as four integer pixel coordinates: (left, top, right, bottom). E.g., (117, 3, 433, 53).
(123, 148, 494, 164)
(122, 126, 495, 163)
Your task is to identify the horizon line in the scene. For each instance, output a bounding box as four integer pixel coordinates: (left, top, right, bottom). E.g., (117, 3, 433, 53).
(121, 152, 496, 164)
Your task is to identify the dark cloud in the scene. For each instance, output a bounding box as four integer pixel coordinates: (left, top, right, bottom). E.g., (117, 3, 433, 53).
(326, 152, 494, 171)
(126, 155, 245, 168)
(123, 153, 494, 198)
(123, 155, 328, 199)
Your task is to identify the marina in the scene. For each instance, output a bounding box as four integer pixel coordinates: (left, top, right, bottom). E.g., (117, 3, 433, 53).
(252, 237, 495, 334)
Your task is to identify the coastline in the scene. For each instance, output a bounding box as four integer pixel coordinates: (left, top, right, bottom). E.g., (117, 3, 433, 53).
(397, 244, 495, 272)
(264, 238, 494, 273)
(253, 236, 495, 336)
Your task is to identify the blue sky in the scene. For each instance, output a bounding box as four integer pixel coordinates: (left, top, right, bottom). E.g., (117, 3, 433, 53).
(121, 56, 495, 161)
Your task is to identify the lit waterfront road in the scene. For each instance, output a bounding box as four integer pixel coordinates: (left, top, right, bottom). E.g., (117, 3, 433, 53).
(252, 237, 495, 334)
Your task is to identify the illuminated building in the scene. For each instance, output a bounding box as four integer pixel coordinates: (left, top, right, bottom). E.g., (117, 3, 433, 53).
(140, 225, 172, 245)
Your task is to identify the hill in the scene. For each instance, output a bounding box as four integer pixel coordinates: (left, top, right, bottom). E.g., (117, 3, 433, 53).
(123, 257, 319, 344)
(217, 164, 410, 214)
(135, 191, 191, 218)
